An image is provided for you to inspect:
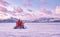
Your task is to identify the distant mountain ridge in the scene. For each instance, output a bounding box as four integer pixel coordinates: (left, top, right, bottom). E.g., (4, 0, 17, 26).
(0, 17, 60, 23)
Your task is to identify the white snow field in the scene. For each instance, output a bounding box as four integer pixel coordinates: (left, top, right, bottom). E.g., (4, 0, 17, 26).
(0, 23, 60, 37)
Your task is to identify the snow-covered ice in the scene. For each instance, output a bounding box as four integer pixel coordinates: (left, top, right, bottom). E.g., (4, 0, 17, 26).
(0, 23, 60, 37)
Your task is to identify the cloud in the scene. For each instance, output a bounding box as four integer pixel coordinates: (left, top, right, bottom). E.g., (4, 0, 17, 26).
(0, 0, 9, 6)
(39, 8, 57, 18)
(0, 0, 10, 19)
(40, 0, 46, 4)
(0, 0, 60, 20)
(38, 6, 60, 18)
(51, 5, 60, 18)
(0, 6, 7, 12)
(55, 5, 60, 14)
(0, 11, 11, 20)
(39, 8, 52, 14)
(13, 6, 23, 12)
(24, 0, 31, 6)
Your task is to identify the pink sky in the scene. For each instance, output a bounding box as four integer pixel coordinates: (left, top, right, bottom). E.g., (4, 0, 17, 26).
(0, 0, 60, 20)
(40, 0, 46, 4)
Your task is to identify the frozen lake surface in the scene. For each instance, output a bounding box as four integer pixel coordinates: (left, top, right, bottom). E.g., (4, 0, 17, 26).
(0, 23, 60, 37)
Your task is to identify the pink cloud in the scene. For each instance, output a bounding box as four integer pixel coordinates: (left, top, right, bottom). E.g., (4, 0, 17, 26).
(13, 6, 23, 13)
(24, 0, 31, 6)
(40, 0, 46, 4)
(0, 0, 9, 6)
(55, 5, 60, 14)
(0, 6, 7, 12)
